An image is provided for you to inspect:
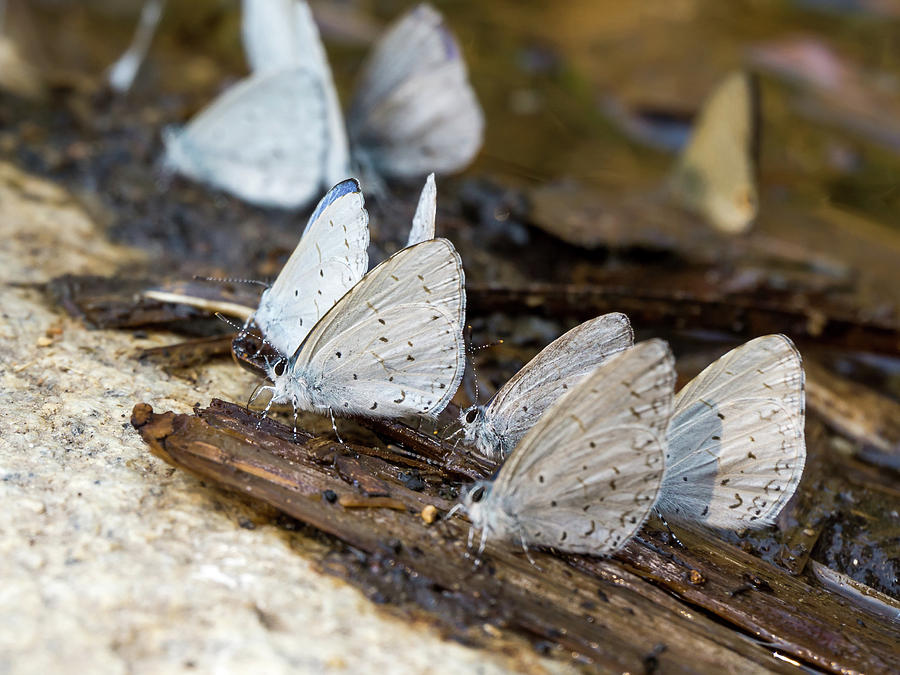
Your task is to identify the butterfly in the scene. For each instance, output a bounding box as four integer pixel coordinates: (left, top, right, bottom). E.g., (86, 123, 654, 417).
(259, 237, 466, 423)
(454, 339, 675, 556)
(668, 71, 759, 234)
(458, 313, 634, 461)
(164, 1, 483, 209)
(656, 334, 806, 529)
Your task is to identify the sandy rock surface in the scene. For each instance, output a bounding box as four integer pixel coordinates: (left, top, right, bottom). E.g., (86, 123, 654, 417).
(0, 163, 569, 675)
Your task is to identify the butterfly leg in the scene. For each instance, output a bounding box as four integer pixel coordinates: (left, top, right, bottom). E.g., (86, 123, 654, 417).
(477, 527, 488, 555)
(655, 508, 685, 549)
(256, 392, 276, 429)
(518, 534, 542, 570)
(292, 398, 299, 441)
(246, 382, 270, 409)
(328, 408, 344, 444)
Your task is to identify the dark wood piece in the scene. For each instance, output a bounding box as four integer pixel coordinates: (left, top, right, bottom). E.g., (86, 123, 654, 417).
(132, 399, 900, 674)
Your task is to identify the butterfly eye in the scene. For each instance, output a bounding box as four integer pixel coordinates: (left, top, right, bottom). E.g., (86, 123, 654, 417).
(470, 486, 485, 503)
(273, 360, 287, 376)
(465, 409, 478, 424)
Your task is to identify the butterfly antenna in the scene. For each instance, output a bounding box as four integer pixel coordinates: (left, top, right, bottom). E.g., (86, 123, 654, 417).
(214, 312, 248, 332)
(655, 508, 685, 549)
(471, 338, 504, 352)
(464, 325, 482, 404)
(194, 275, 269, 287)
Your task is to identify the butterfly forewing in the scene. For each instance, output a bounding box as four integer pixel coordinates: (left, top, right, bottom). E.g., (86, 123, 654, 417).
(486, 339, 675, 555)
(407, 173, 436, 246)
(290, 238, 465, 417)
(163, 68, 328, 209)
(483, 313, 634, 457)
(659, 334, 806, 529)
(253, 179, 369, 356)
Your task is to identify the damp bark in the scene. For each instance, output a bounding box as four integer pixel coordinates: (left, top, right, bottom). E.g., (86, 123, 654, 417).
(132, 399, 898, 674)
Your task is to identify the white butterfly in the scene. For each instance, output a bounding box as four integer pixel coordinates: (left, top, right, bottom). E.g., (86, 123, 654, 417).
(252, 178, 369, 358)
(456, 339, 675, 556)
(656, 334, 806, 530)
(668, 71, 759, 234)
(260, 237, 466, 421)
(164, 1, 483, 209)
(458, 313, 634, 461)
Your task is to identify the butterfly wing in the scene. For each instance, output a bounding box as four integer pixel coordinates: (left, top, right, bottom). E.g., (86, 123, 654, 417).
(163, 68, 330, 208)
(291, 238, 465, 417)
(241, 0, 350, 187)
(253, 179, 369, 357)
(483, 313, 634, 458)
(347, 3, 483, 178)
(407, 173, 436, 246)
(658, 335, 806, 529)
(483, 340, 675, 555)
(668, 71, 759, 234)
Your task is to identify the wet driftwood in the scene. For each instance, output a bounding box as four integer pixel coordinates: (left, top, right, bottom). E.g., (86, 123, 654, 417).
(805, 359, 900, 470)
(133, 399, 899, 674)
(466, 281, 900, 356)
(52, 272, 899, 356)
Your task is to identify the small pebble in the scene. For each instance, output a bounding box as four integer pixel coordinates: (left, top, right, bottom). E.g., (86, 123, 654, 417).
(420, 504, 438, 524)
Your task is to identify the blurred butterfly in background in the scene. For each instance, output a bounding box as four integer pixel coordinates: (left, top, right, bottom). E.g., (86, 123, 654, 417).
(656, 334, 806, 530)
(667, 70, 760, 234)
(164, 1, 484, 209)
(258, 237, 467, 423)
(454, 339, 675, 556)
(457, 312, 634, 461)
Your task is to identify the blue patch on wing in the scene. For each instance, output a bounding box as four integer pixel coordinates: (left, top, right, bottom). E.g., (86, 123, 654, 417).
(306, 178, 361, 231)
(439, 25, 458, 60)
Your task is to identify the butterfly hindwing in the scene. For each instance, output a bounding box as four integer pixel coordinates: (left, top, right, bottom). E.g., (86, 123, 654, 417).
(659, 334, 806, 529)
(288, 238, 465, 417)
